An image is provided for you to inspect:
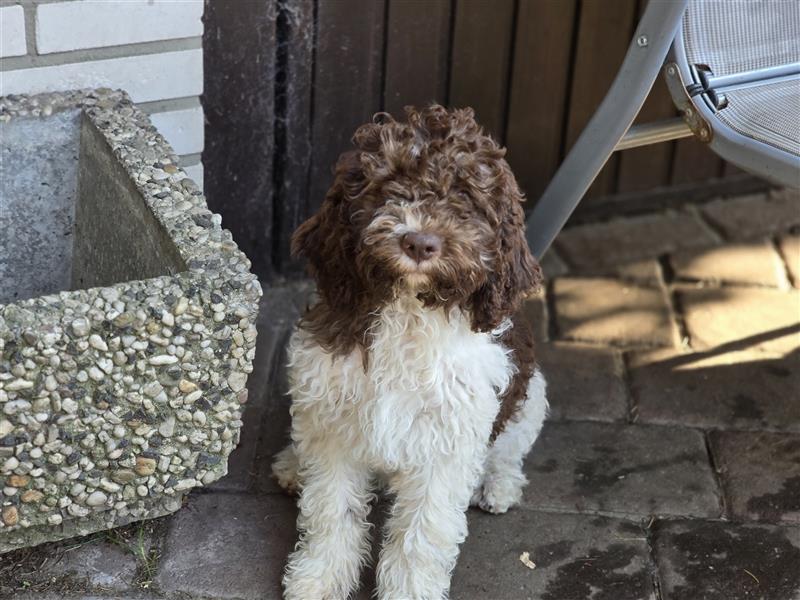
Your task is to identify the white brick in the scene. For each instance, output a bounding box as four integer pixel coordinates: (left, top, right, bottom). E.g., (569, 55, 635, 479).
(36, 0, 203, 54)
(0, 49, 202, 103)
(183, 163, 203, 190)
(150, 107, 204, 156)
(0, 6, 26, 58)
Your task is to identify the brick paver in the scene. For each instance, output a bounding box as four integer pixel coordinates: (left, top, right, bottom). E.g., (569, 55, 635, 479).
(554, 211, 718, 270)
(537, 342, 628, 422)
(779, 233, 800, 287)
(653, 519, 800, 600)
(701, 189, 800, 240)
(671, 239, 790, 287)
(523, 421, 720, 518)
(679, 285, 800, 353)
(452, 510, 655, 600)
(553, 277, 680, 348)
(154, 493, 297, 600)
(629, 348, 800, 432)
(710, 431, 800, 524)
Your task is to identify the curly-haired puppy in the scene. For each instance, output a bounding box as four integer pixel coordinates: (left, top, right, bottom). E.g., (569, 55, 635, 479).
(272, 105, 548, 600)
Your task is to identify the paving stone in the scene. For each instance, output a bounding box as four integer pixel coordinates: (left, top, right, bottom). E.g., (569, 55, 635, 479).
(521, 293, 549, 343)
(554, 211, 718, 270)
(155, 493, 297, 600)
(614, 259, 663, 286)
(211, 283, 310, 493)
(553, 278, 679, 348)
(523, 422, 720, 518)
(654, 519, 800, 600)
(537, 342, 628, 422)
(710, 431, 800, 524)
(540, 246, 570, 278)
(678, 285, 800, 354)
(671, 239, 789, 287)
(451, 510, 655, 600)
(701, 188, 800, 240)
(778, 233, 800, 287)
(629, 348, 800, 432)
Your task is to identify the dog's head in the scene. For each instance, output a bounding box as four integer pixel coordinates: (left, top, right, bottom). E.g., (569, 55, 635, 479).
(294, 105, 542, 352)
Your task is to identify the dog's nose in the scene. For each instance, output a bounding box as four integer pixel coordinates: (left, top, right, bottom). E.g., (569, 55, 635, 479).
(401, 232, 442, 263)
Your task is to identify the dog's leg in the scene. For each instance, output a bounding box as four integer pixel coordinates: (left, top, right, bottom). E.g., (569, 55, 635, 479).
(271, 442, 300, 494)
(473, 368, 547, 514)
(283, 446, 373, 600)
(376, 452, 483, 600)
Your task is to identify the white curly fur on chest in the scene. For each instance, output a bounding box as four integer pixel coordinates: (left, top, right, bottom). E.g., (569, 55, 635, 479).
(287, 297, 514, 470)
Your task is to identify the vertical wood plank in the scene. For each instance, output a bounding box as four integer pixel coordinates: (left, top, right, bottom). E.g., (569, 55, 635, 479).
(383, 0, 452, 116)
(202, 0, 277, 281)
(565, 0, 638, 200)
(448, 0, 515, 140)
(615, 0, 677, 194)
(671, 138, 724, 184)
(505, 0, 577, 202)
(307, 0, 387, 216)
(273, 0, 315, 273)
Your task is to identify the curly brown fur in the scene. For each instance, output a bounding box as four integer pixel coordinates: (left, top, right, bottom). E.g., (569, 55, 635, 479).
(292, 104, 543, 362)
(492, 312, 537, 441)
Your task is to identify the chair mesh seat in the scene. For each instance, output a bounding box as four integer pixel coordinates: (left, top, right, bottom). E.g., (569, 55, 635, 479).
(684, 0, 800, 76)
(716, 80, 800, 156)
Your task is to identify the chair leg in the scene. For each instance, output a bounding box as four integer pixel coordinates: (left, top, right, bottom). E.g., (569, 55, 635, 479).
(525, 0, 690, 259)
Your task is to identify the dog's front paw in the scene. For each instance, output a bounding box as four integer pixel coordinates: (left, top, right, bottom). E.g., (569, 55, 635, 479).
(474, 481, 522, 515)
(272, 444, 301, 496)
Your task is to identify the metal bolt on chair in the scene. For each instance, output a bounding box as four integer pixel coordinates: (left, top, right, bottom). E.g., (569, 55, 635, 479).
(526, 0, 800, 258)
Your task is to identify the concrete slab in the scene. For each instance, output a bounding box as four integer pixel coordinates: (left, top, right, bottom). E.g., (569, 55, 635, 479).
(629, 349, 800, 432)
(678, 285, 800, 354)
(554, 211, 717, 270)
(452, 509, 656, 600)
(700, 189, 800, 240)
(537, 342, 628, 422)
(154, 493, 297, 600)
(710, 431, 800, 524)
(671, 239, 789, 288)
(523, 422, 720, 519)
(654, 519, 800, 600)
(553, 278, 680, 348)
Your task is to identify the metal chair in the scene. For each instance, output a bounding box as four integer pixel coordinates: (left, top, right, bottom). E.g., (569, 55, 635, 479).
(526, 0, 800, 259)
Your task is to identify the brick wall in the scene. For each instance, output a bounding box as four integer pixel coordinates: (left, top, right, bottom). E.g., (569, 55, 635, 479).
(0, 0, 204, 188)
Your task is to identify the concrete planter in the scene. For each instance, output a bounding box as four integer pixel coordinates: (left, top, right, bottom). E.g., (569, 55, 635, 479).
(0, 90, 261, 552)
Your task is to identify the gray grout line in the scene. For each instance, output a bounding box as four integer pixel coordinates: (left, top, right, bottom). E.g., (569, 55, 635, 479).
(139, 95, 201, 115)
(21, 2, 36, 56)
(703, 431, 728, 520)
(771, 236, 796, 290)
(0, 35, 201, 72)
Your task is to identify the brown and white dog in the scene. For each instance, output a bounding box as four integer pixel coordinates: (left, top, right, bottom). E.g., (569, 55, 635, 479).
(272, 105, 548, 600)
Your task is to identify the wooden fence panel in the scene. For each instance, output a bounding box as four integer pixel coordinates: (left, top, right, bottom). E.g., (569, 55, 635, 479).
(204, 0, 757, 278)
(307, 0, 387, 216)
(565, 0, 639, 200)
(202, 0, 277, 279)
(448, 0, 516, 140)
(505, 0, 578, 202)
(383, 0, 452, 116)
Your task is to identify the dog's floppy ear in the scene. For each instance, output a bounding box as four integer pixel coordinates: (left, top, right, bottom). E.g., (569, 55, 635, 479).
(468, 172, 543, 332)
(292, 151, 366, 309)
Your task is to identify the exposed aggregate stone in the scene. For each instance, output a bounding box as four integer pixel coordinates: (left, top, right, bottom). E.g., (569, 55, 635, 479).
(0, 89, 262, 552)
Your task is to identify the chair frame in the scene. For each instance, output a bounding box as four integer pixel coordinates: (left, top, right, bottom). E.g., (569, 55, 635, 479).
(526, 0, 800, 259)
